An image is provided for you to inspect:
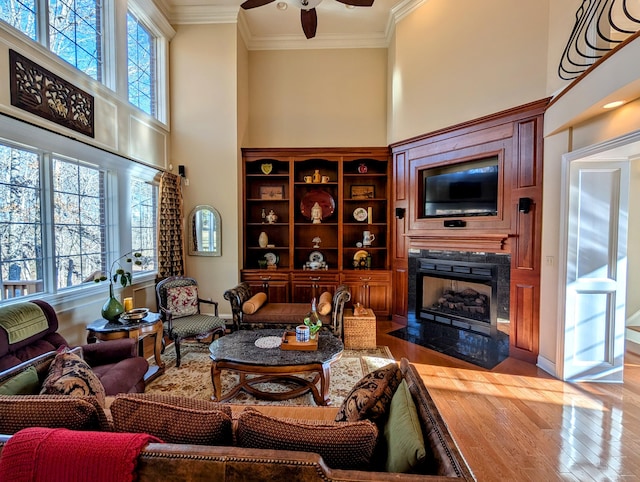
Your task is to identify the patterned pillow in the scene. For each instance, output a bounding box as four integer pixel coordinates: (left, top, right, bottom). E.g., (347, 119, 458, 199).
(40, 348, 106, 407)
(167, 285, 199, 318)
(236, 408, 378, 470)
(335, 362, 402, 424)
(111, 393, 232, 445)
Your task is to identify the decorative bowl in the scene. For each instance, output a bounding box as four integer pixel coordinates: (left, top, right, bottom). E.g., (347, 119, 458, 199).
(120, 308, 149, 322)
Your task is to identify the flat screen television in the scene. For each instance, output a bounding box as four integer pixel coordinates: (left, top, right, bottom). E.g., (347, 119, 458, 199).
(421, 156, 499, 218)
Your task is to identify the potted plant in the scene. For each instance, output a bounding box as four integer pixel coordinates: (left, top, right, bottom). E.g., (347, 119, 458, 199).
(95, 250, 143, 322)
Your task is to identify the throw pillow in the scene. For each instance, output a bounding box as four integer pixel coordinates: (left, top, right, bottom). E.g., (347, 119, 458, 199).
(236, 408, 378, 470)
(0, 366, 40, 395)
(335, 362, 402, 424)
(0, 395, 111, 434)
(242, 292, 267, 314)
(317, 291, 332, 315)
(40, 348, 106, 407)
(384, 379, 428, 473)
(111, 394, 233, 446)
(166, 285, 199, 318)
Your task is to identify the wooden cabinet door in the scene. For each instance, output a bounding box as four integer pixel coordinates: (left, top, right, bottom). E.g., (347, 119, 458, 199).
(341, 271, 391, 318)
(291, 272, 340, 303)
(241, 271, 290, 302)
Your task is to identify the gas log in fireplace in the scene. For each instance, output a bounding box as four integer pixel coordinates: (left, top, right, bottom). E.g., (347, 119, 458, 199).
(395, 250, 510, 368)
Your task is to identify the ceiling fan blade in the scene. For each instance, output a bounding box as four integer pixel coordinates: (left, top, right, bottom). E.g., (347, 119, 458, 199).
(241, 0, 276, 10)
(336, 0, 374, 6)
(301, 8, 318, 39)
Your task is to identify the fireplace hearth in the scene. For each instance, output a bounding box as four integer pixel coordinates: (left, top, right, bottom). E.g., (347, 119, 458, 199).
(390, 249, 510, 369)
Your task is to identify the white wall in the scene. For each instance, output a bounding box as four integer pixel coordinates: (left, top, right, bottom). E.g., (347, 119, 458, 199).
(388, 0, 550, 143)
(246, 48, 387, 147)
(170, 23, 241, 316)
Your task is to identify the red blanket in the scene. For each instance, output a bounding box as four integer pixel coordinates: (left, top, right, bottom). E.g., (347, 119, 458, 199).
(0, 427, 162, 482)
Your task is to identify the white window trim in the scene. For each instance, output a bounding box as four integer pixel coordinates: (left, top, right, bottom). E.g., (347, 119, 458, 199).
(0, 113, 159, 306)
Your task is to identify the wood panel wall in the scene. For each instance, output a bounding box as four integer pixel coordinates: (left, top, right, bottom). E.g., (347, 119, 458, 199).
(390, 99, 549, 362)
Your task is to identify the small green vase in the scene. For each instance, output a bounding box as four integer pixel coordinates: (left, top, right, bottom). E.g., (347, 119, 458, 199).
(102, 283, 124, 322)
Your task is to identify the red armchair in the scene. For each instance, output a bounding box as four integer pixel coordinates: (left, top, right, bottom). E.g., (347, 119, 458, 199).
(0, 300, 147, 395)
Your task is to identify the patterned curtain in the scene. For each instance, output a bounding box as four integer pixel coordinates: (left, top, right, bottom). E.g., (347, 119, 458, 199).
(157, 172, 184, 280)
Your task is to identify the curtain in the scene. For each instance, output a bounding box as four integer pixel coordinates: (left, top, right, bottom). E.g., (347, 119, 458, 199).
(157, 172, 184, 280)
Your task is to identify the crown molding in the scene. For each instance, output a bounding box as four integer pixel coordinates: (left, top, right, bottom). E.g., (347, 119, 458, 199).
(169, 5, 240, 25)
(169, 0, 425, 50)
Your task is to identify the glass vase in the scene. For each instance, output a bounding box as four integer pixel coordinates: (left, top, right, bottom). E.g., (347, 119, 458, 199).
(102, 283, 124, 322)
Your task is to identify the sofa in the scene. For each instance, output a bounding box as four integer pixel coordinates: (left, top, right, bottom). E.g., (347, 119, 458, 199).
(0, 300, 148, 395)
(224, 282, 351, 336)
(0, 358, 475, 481)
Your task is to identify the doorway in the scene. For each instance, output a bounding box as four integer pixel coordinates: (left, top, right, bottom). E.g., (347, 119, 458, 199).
(558, 132, 640, 382)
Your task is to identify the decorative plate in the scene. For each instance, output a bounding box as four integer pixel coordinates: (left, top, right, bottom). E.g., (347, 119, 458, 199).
(353, 250, 369, 262)
(309, 251, 324, 263)
(264, 252, 279, 266)
(261, 163, 272, 175)
(120, 308, 149, 322)
(353, 207, 368, 222)
(300, 190, 335, 220)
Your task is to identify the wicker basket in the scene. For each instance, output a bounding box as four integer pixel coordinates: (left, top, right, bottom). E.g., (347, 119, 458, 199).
(343, 308, 377, 349)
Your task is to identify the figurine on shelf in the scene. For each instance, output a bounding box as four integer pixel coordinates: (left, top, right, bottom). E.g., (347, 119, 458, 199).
(358, 163, 368, 174)
(261, 208, 266, 224)
(311, 202, 322, 224)
(312, 236, 321, 248)
(312, 169, 321, 183)
(266, 209, 278, 224)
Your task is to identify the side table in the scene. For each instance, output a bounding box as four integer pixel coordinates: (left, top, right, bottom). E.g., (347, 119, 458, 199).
(86, 313, 165, 383)
(343, 308, 377, 349)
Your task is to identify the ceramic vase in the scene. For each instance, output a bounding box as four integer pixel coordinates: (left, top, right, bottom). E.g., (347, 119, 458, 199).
(258, 231, 268, 248)
(102, 283, 124, 322)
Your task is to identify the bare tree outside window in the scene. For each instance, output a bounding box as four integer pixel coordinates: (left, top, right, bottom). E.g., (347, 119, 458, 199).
(131, 178, 157, 273)
(52, 158, 105, 289)
(127, 11, 155, 116)
(0, 144, 44, 299)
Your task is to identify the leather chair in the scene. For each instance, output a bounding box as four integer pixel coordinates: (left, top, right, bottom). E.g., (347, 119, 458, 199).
(155, 276, 226, 367)
(0, 300, 148, 394)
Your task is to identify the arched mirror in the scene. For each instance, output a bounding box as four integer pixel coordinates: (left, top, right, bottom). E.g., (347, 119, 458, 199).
(188, 205, 221, 256)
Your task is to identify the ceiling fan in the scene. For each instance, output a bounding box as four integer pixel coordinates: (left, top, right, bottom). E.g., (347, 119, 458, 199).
(240, 0, 374, 39)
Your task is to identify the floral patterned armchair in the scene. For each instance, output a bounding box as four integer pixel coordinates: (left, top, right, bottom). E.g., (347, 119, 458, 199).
(155, 277, 226, 367)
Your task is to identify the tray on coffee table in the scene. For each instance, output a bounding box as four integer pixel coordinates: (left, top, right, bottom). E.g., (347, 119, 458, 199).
(280, 330, 318, 351)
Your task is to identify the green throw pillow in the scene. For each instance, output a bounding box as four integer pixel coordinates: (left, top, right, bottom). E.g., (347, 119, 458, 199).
(0, 366, 40, 395)
(384, 379, 428, 473)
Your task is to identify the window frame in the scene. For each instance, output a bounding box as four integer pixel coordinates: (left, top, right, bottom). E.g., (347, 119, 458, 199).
(0, 114, 159, 305)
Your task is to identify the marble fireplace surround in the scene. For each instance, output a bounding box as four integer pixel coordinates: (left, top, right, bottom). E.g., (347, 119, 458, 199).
(394, 236, 512, 369)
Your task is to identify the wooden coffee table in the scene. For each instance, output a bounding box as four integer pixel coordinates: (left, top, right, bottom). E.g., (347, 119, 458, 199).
(209, 329, 343, 406)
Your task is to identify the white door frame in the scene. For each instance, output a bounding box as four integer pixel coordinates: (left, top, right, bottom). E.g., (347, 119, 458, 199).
(556, 130, 640, 382)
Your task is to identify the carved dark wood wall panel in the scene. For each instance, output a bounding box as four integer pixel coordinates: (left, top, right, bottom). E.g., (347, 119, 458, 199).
(9, 50, 95, 138)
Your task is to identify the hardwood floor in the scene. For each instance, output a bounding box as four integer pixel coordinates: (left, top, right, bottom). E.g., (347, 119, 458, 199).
(378, 320, 640, 482)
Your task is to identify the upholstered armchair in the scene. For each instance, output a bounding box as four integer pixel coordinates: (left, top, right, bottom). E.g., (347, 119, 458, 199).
(0, 300, 148, 395)
(155, 276, 226, 367)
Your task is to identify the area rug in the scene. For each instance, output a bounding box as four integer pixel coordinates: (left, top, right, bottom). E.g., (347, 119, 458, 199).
(145, 341, 395, 406)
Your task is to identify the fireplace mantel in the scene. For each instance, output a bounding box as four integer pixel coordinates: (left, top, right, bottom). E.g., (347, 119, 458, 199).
(406, 233, 510, 252)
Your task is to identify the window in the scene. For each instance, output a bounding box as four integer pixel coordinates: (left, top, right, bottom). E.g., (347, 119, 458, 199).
(130, 178, 157, 273)
(49, 0, 103, 81)
(127, 11, 155, 116)
(0, 144, 43, 299)
(0, 0, 103, 81)
(0, 134, 158, 302)
(52, 157, 105, 289)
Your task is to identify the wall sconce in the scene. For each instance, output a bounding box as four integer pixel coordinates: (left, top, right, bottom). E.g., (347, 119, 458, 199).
(395, 207, 405, 219)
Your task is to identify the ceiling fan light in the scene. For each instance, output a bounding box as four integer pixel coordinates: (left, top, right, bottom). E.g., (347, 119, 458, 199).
(276, 1, 288, 9)
(291, 0, 323, 10)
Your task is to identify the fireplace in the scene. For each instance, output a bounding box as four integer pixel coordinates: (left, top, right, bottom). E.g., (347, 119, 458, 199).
(392, 249, 510, 369)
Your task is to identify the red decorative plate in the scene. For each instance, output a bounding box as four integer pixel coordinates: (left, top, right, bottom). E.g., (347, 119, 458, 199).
(300, 190, 335, 220)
